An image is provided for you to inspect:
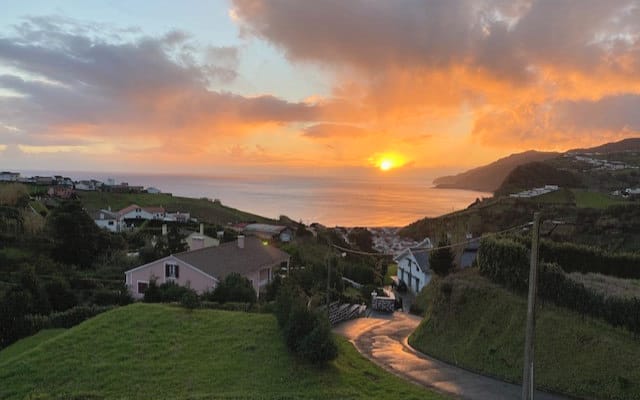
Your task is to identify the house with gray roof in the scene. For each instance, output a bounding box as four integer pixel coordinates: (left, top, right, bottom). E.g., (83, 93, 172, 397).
(243, 223, 293, 242)
(124, 236, 290, 299)
(393, 238, 433, 293)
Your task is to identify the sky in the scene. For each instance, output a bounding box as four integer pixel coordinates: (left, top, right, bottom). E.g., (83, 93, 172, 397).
(1, 0, 639, 175)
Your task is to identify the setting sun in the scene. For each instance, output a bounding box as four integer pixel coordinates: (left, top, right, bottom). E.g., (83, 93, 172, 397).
(371, 152, 406, 171)
(380, 159, 393, 171)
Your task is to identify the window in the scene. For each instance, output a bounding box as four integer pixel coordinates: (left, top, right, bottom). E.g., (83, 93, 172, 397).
(137, 281, 149, 294)
(165, 263, 179, 279)
(108, 221, 114, 226)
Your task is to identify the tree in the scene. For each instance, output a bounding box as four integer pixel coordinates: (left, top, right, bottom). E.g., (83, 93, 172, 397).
(46, 201, 119, 268)
(348, 228, 373, 252)
(429, 236, 455, 276)
(155, 224, 187, 257)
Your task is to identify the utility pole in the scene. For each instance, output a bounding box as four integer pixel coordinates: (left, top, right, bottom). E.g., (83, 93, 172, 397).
(522, 212, 541, 400)
(326, 254, 331, 319)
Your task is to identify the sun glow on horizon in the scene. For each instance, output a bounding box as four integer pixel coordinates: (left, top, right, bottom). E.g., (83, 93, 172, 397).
(380, 159, 393, 171)
(371, 152, 406, 172)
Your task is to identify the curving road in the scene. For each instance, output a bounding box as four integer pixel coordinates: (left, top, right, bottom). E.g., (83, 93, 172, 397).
(334, 312, 568, 400)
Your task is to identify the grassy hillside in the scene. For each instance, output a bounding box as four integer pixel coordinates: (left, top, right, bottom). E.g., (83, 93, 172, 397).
(569, 137, 640, 154)
(0, 329, 66, 364)
(409, 270, 640, 400)
(77, 191, 275, 225)
(495, 161, 582, 196)
(433, 150, 559, 192)
(0, 304, 445, 400)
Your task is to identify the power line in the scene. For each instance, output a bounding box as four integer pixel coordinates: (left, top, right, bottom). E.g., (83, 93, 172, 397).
(330, 221, 532, 257)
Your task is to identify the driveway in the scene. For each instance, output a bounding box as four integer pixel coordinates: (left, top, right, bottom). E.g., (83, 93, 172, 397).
(334, 312, 569, 400)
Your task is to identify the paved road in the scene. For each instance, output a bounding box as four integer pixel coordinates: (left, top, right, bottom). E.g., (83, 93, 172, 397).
(334, 312, 569, 400)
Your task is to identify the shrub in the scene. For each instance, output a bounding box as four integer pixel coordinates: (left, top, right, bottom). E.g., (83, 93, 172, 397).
(48, 305, 115, 328)
(429, 236, 455, 277)
(92, 285, 133, 306)
(274, 281, 338, 363)
(180, 289, 200, 311)
(199, 301, 253, 312)
(295, 314, 338, 364)
(143, 279, 162, 303)
(45, 279, 77, 311)
(209, 273, 257, 304)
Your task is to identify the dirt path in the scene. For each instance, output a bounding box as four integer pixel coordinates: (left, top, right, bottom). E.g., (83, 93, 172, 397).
(334, 312, 569, 400)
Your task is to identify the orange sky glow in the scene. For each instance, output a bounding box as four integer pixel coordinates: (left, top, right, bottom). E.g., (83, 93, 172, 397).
(1, 1, 639, 174)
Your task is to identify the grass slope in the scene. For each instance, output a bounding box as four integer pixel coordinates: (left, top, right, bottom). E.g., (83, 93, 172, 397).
(0, 329, 66, 364)
(409, 270, 640, 400)
(0, 304, 445, 400)
(77, 191, 275, 225)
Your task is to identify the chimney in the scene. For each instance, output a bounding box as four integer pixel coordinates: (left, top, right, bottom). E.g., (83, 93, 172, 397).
(200, 223, 204, 235)
(107, 205, 111, 212)
(237, 235, 245, 249)
(162, 224, 168, 236)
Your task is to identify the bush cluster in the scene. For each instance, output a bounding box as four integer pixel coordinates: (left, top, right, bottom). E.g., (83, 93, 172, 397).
(539, 240, 640, 279)
(478, 237, 640, 335)
(143, 280, 196, 303)
(15, 305, 115, 344)
(205, 273, 257, 304)
(275, 283, 338, 364)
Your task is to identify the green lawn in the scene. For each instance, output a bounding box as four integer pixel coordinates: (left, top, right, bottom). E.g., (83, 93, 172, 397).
(383, 264, 397, 286)
(409, 270, 640, 400)
(0, 329, 66, 364)
(77, 191, 275, 225)
(0, 304, 445, 400)
(531, 188, 575, 204)
(571, 189, 629, 209)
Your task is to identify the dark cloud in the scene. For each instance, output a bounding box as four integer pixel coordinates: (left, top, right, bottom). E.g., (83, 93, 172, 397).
(0, 16, 326, 146)
(232, 0, 639, 81)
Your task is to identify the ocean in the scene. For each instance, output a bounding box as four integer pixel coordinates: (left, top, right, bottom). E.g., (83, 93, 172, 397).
(22, 170, 491, 227)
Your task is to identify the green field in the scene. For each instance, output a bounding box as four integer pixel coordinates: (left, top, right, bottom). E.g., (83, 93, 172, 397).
(0, 304, 445, 400)
(571, 189, 629, 209)
(77, 191, 275, 225)
(409, 270, 640, 400)
(0, 329, 66, 364)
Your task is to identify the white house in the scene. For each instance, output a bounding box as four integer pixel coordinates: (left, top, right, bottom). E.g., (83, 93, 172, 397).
(124, 236, 290, 299)
(185, 224, 220, 251)
(394, 238, 433, 293)
(0, 171, 20, 182)
(91, 209, 121, 232)
(118, 204, 166, 221)
(243, 223, 293, 242)
(164, 212, 190, 223)
(75, 180, 96, 191)
(146, 187, 161, 194)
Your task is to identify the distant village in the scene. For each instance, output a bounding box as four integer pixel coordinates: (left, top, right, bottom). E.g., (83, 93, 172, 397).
(0, 171, 162, 197)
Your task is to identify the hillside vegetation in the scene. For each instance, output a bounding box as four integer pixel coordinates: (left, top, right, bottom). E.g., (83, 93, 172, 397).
(495, 161, 582, 195)
(409, 270, 640, 400)
(433, 150, 559, 192)
(0, 303, 444, 400)
(77, 191, 275, 225)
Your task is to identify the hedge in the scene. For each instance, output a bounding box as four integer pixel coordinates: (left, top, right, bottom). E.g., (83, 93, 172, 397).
(2, 305, 118, 347)
(539, 240, 640, 279)
(511, 236, 640, 279)
(478, 237, 640, 335)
